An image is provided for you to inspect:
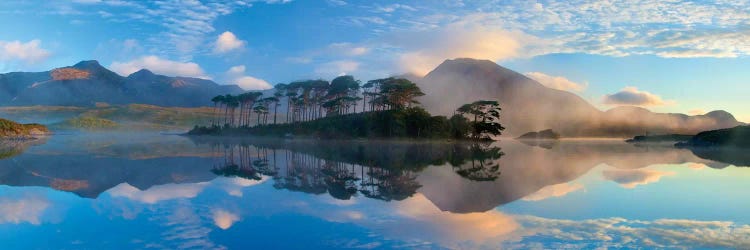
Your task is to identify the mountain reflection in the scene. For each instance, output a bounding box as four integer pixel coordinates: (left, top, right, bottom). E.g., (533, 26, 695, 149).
(200, 139, 505, 202)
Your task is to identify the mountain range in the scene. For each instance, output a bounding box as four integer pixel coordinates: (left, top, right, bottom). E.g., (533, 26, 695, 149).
(416, 58, 743, 137)
(0, 60, 243, 107)
(0, 58, 743, 137)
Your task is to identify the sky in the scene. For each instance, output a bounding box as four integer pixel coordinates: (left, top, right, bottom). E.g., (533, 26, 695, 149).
(0, 0, 748, 121)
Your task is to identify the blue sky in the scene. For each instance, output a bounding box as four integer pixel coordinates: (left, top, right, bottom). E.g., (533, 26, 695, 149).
(0, 0, 749, 121)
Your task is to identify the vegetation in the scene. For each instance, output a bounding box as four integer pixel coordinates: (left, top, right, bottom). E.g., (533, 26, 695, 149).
(517, 129, 561, 140)
(676, 126, 750, 148)
(625, 134, 693, 143)
(191, 76, 505, 141)
(54, 116, 118, 130)
(195, 138, 505, 201)
(0, 118, 48, 139)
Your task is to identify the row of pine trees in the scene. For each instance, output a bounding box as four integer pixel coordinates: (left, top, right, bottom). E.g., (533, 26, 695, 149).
(210, 75, 425, 127)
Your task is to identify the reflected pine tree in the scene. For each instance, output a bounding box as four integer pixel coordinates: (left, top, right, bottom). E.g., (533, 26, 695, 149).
(194, 137, 505, 201)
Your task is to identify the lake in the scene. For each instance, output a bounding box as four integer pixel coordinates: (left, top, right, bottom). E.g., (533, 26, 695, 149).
(0, 133, 749, 249)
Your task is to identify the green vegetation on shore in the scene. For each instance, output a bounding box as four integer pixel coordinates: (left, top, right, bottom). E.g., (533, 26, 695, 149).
(676, 126, 750, 148)
(190, 76, 505, 140)
(625, 134, 694, 143)
(0, 118, 49, 139)
(53, 116, 118, 130)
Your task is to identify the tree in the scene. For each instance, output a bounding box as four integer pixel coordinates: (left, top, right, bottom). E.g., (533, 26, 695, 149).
(372, 78, 424, 110)
(456, 100, 505, 140)
(211, 95, 224, 126)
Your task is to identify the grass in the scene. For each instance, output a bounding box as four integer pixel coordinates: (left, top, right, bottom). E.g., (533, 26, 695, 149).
(0, 104, 220, 131)
(0, 118, 49, 138)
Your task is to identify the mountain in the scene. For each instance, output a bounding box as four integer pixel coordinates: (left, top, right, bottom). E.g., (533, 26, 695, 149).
(417, 58, 744, 137)
(0, 60, 244, 107)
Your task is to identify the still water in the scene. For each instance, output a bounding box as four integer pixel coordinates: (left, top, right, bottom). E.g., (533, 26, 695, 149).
(0, 133, 748, 249)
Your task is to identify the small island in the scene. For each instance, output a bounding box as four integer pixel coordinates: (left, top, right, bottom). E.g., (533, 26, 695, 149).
(0, 118, 49, 140)
(625, 134, 694, 143)
(516, 129, 560, 140)
(188, 77, 505, 141)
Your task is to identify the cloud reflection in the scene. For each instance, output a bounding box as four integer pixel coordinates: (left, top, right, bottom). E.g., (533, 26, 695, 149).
(602, 169, 675, 188)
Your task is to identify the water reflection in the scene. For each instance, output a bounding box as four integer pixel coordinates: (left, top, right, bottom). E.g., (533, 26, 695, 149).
(0, 134, 749, 249)
(199, 139, 505, 202)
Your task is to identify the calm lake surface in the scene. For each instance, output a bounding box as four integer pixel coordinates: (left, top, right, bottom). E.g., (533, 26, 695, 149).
(0, 133, 749, 249)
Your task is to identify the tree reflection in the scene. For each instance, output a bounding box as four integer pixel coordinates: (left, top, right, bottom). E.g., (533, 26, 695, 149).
(197, 138, 504, 202)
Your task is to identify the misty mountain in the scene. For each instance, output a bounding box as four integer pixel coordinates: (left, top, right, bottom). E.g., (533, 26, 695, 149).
(0, 60, 244, 107)
(417, 58, 743, 137)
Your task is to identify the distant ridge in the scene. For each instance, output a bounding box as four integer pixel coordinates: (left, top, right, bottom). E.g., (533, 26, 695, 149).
(416, 58, 743, 137)
(0, 60, 244, 107)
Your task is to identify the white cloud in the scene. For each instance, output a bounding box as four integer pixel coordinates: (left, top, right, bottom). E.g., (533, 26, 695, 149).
(227, 65, 246, 75)
(107, 182, 209, 204)
(0, 39, 51, 64)
(603, 87, 675, 106)
(315, 60, 360, 77)
(328, 43, 369, 56)
(214, 31, 246, 54)
(225, 65, 273, 90)
(0, 195, 49, 225)
(110, 56, 208, 78)
(235, 76, 273, 90)
(525, 72, 588, 92)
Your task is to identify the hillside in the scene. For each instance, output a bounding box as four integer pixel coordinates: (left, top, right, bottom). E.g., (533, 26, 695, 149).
(676, 126, 750, 148)
(0, 60, 244, 107)
(0, 118, 49, 139)
(417, 58, 743, 137)
(0, 104, 217, 131)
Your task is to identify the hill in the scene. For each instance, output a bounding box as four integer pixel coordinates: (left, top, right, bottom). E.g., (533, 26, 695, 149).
(0, 60, 244, 107)
(0, 118, 49, 139)
(676, 126, 750, 148)
(416, 58, 743, 137)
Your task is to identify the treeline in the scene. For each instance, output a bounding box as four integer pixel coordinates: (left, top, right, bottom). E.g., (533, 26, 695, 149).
(195, 76, 505, 140)
(209, 76, 424, 127)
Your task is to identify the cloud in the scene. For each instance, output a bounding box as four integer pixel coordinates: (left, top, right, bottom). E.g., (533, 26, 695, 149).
(214, 31, 246, 53)
(328, 43, 369, 56)
(603, 87, 675, 106)
(0, 39, 51, 64)
(0, 194, 49, 225)
(525, 72, 588, 92)
(688, 109, 706, 116)
(110, 56, 208, 78)
(212, 209, 240, 230)
(315, 60, 360, 77)
(389, 16, 532, 76)
(523, 183, 584, 201)
(107, 182, 208, 204)
(602, 169, 675, 188)
(225, 65, 273, 90)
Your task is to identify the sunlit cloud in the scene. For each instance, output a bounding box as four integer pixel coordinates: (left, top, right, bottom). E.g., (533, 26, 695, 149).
(214, 31, 246, 54)
(0, 39, 51, 64)
(525, 72, 588, 92)
(224, 64, 273, 90)
(212, 209, 240, 230)
(523, 182, 584, 201)
(110, 56, 209, 79)
(315, 60, 360, 77)
(603, 87, 675, 107)
(602, 169, 675, 188)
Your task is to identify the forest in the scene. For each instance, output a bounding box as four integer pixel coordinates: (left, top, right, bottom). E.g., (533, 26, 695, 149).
(189, 76, 505, 140)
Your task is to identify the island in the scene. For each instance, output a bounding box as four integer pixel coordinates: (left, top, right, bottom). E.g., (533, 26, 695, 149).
(188, 77, 506, 141)
(516, 129, 561, 140)
(625, 134, 694, 143)
(0, 118, 49, 140)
